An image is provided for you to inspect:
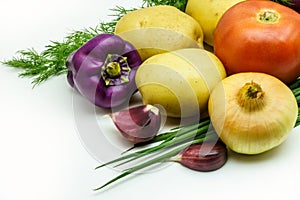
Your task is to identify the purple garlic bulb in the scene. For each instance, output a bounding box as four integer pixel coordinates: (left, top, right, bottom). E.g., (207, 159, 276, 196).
(110, 104, 161, 143)
(173, 141, 227, 172)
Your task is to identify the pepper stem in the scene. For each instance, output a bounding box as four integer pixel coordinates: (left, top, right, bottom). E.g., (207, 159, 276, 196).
(238, 81, 265, 111)
(101, 54, 131, 86)
(106, 62, 121, 77)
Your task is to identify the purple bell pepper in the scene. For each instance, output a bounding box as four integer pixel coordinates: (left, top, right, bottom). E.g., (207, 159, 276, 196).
(66, 33, 142, 108)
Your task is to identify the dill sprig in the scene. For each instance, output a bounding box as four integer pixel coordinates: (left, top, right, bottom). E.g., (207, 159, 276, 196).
(2, 0, 188, 87)
(272, 0, 294, 6)
(1, 6, 134, 86)
(2, 6, 133, 87)
(142, 0, 188, 11)
(3, 27, 102, 86)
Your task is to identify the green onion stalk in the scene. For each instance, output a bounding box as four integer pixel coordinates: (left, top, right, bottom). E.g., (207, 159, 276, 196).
(289, 78, 300, 126)
(2, 0, 300, 191)
(94, 120, 217, 191)
(94, 77, 300, 191)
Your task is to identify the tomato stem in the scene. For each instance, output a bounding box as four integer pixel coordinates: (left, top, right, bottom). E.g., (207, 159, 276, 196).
(257, 9, 280, 24)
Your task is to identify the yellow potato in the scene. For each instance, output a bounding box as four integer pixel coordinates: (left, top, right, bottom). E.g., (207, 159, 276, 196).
(135, 48, 226, 118)
(114, 5, 204, 61)
(185, 0, 244, 46)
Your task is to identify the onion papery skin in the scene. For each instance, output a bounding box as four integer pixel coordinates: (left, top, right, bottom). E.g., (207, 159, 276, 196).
(208, 72, 298, 154)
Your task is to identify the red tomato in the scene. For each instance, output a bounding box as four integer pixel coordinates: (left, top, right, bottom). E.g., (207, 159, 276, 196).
(214, 0, 300, 83)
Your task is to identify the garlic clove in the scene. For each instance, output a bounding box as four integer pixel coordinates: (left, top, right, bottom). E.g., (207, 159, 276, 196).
(110, 104, 161, 143)
(173, 141, 227, 172)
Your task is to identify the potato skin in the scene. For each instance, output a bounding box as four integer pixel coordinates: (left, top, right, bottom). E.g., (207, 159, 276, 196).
(115, 5, 204, 61)
(135, 48, 226, 118)
(185, 0, 245, 46)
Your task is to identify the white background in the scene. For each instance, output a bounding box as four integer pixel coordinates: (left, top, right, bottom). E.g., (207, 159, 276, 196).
(1, 0, 300, 199)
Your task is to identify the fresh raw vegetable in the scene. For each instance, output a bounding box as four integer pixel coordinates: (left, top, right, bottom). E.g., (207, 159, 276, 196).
(208, 72, 298, 154)
(114, 5, 204, 61)
(94, 116, 219, 191)
(2, 0, 187, 86)
(214, 0, 300, 84)
(185, 0, 245, 46)
(94, 73, 300, 190)
(66, 33, 142, 108)
(109, 104, 162, 143)
(2, 0, 297, 86)
(170, 141, 227, 171)
(135, 48, 226, 118)
(3, 0, 300, 193)
(1, 7, 130, 86)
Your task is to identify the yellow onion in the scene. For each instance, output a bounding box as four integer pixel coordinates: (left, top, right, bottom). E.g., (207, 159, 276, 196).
(208, 72, 298, 154)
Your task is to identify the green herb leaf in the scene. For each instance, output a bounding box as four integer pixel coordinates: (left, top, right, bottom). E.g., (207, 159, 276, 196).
(1, 7, 134, 87)
(272, 0, 294, 6)
(2, 26, 103, 86)
(93, 116, 217, 191)
(142, 0, 188, 11)
(94, 134, 215, 191)
(93, 78, 300, 191)
(2, 0, 188, 87)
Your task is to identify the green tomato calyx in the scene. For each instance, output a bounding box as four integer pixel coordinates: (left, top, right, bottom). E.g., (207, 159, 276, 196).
(257, 9, 280, 24)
